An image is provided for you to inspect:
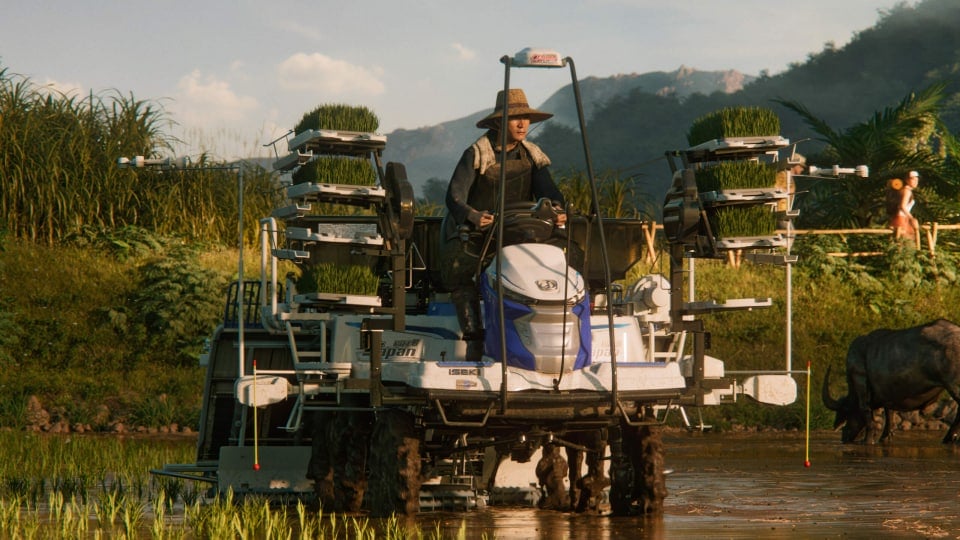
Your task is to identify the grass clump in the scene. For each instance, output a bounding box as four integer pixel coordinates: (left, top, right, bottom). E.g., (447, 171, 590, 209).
(687, 106, 781, 146)
(695, 160, 777, 192)
(297, 263, 380, 296)
(294, 103, 380, 134)
(709, 205, 778, 238)
(292, 155, 377, 186)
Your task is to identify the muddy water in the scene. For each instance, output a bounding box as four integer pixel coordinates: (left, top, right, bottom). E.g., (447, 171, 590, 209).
(420, 431, 960, 539)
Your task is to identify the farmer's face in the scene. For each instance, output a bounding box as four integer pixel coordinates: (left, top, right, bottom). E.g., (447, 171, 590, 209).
(506, 115, 530, 144)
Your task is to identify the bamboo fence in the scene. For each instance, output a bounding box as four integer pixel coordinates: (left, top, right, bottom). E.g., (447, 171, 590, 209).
(633, 222, 960, 267)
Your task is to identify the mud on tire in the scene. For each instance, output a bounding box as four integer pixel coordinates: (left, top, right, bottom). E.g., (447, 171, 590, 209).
(609, 420, 666, 516)
(330, 411, 372, 512)
(367, 409, 423, 516)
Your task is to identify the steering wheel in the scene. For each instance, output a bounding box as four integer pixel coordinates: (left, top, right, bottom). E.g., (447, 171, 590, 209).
(500, 198, 560, 245)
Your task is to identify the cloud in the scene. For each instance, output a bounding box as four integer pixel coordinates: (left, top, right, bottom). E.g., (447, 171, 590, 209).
(276, 52, 385, 95)
(172, 69, 259, 124)
(35, 78, 85, 98)
(451, 43, 476, 61)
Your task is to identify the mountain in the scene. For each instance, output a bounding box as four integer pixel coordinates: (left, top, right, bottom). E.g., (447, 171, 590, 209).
(384, 0, 960, 205)
(381, 67, 754, 196)
(534, 0, 960, 205)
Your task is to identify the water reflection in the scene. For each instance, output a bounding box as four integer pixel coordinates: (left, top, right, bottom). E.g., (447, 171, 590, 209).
(416, 430, 960, 539)
(421, 508, 663, 540)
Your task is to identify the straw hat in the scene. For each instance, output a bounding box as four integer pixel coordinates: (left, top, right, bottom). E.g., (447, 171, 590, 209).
(476, 88, 553, 129)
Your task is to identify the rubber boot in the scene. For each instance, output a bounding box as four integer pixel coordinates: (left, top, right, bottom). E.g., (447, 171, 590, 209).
(452, 289, 484, 361)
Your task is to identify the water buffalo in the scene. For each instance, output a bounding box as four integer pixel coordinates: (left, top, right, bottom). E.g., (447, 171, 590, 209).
(822, 319, 960, 444)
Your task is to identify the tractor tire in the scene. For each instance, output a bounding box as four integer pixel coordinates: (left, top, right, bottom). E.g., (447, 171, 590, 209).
(569, 430, 610, 513)
(609, 419, 666, 516)
(330, 410, 371, 512)
(367, 409, 423, 516)
(306, 412, 335, 509)
(535, 443, 570, 510)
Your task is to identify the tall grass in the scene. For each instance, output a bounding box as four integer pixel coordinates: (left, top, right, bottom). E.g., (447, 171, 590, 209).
(0, 69, 280, 246)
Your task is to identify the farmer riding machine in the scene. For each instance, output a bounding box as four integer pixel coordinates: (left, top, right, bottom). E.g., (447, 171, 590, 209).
(154, 49, 800, 516)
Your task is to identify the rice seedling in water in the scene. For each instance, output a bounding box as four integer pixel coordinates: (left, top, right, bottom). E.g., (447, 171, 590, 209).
(687, 106, 781, 146)
(120, 497, 147, 537)
(696, 160, 777, 192)
(0, 495, 22, 534)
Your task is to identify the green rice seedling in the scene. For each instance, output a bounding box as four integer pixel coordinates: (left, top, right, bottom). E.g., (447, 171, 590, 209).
(294, 103, 380, 134)
(182, 485, 203, 507)
(695, 161, 777, 192)
(0, 494, 22, 534)
(95, 489, 123, 529)
(296, 499, 316, 538)
(709, 205, 778, 238)
(380, 514, 401, 539)
(3, 475, 35, 499)
(53, 498, 86, 539)
(687, 107, 781, 146)
(292, 155, 377, 186)
(152, 490, 167, 539)
(120, 498, 146, 538)
(327, 510, 340, 538)
(349, 515, 372, 537)
(236, 496, 267, 537)
(262, 503, 291, 539)
(298, 263, 381, 296)
(153, 478, 184, 510)
(47, 490, 65, 523)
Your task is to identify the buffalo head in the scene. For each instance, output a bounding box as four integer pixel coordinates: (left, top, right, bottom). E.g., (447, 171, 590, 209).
(821, 365, 867, 443)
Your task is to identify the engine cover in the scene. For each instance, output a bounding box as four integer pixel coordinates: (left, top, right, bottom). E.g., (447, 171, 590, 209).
(484, 243, 585, 303)
(481, 243, 591, 373)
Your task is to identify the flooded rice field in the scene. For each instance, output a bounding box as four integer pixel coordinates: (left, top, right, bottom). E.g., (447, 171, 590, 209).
(424, 430, 960, 539)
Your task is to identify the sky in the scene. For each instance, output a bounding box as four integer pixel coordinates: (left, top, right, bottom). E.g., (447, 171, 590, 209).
(1, 0, 905, 161)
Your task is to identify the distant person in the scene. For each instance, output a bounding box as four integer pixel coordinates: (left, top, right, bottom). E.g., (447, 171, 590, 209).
(888, 171, 919, 242)
(437, 88, 567, 361)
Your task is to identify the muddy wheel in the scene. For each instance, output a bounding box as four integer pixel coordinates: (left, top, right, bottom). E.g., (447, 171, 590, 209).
(306, 412, 335, 509)
(367, 409, 423, 516)
(330, 411, 371, 512)
(535, 443, 570, 510)
(568, 430, 610, 513)
(609, 419, 666, 516)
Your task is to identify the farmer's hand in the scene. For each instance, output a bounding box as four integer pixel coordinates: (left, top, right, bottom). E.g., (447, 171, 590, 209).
(469, 210, 495, 230)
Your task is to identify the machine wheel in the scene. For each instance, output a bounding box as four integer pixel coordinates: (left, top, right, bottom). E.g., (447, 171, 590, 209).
(367, 409, 423, 516)
(535, 443, 570, 510)
(306, 412, 335, 509)
(609, 419, 666, 516)
(330, 411, 372, 512)
(567, 430, 610, 513)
